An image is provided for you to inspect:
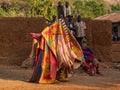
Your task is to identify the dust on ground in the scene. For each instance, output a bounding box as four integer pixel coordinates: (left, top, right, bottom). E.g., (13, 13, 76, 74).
(0, 62, 120, 90)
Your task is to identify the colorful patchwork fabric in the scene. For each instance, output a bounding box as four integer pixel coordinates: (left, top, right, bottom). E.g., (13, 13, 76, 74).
(29, 19, 84, 84)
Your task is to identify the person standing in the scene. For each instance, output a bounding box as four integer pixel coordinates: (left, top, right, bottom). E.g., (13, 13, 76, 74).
(66, 15, 76, 36)
(75, 15, 86, 45)
(64, 2, 72, 17)
(57, 1, 64, 19)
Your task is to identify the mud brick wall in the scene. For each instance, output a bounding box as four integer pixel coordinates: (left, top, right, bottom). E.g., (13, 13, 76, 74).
(0, 17, 112, 66)
(91, 20, 112, 61)
(0, 17, 48, 65)
(112, 42, 120, 62)
(83, 18, 93, 49)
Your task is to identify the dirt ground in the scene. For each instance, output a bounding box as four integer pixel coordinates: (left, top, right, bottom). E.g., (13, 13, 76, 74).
(0, 63, 120, 90)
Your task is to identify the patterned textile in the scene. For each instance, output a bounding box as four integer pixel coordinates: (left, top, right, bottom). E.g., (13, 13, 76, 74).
(82, 48, 100, 76)
(74, 21, 86, 37)
(82, 48, 93, 62)
(29, 19, 84, 83)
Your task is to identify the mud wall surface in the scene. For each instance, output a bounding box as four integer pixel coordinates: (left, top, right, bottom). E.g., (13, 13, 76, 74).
(83, 19, 112, 61)
(112, 42, 120, 62)
(0, 17, 47, 65)
(91, 20, 112, 61)
(0, 17, 112, 65)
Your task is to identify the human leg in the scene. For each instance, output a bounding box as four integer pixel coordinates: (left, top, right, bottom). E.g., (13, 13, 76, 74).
(93, 59, 103, 76)
(56, 68, 69, 82)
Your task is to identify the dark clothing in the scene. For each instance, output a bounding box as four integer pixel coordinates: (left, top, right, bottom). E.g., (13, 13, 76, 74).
(82, 48, 93, 61)
(57, 6, 64, 19)
(46, 19, 55, 24)
(112, 35, 118, 41)
(66, 21, 76, 36)
(76, 37, 84, 45)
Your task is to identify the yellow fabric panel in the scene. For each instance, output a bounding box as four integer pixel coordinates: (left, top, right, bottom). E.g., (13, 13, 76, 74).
(33, 39, 37, 44)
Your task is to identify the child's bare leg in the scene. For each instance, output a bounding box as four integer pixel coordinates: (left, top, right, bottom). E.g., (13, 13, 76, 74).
(29, 40, 35, 58)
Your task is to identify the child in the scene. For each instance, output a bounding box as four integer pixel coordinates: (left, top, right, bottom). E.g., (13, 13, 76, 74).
(82, 42, 103, 76)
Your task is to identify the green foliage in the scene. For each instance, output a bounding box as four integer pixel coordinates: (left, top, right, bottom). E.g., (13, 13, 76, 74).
(111, 4, 120, 12)
(0, 1, 29, 17)
(0, 0, 119, 19)
(73, 0, 107, 18)
(8, 2, 25, 17)
(26, 0, 57, 20)
(86, 0, 107, 17)
(0, 0, 57, 20)
(73, 0, 83, 16)
(0, 8, 8, 16)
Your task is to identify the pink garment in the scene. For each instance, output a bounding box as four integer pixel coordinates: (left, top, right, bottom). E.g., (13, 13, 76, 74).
(55, 35, 77, 69)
